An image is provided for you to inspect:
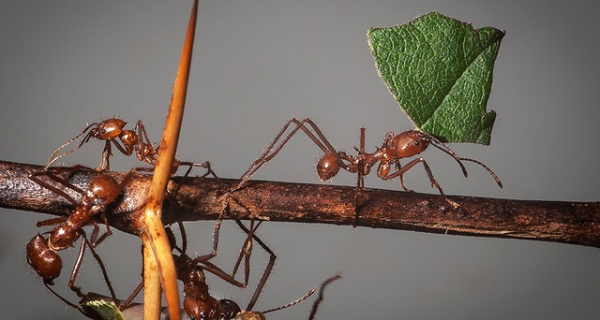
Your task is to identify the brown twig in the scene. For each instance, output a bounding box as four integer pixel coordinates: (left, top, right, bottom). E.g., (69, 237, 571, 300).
(138, 1, 198, 319)
(2, 161, 600, 248)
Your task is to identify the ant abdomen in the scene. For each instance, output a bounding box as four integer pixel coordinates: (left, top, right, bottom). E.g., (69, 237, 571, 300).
(316, 153, 341, 181)
(26, 234, 62, 283)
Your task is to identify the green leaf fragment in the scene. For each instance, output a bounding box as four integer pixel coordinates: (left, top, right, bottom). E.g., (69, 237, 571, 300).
(368, 12, 504, 144)
(82, 299, 127, 320)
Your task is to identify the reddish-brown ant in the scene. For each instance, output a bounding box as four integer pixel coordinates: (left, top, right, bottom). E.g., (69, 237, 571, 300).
(44, 118, 216, 177)
(26, 167, 136, 317)
(165, 220, 277, 320)
(233, 118, 502, 223)
(45, 119, 154, 171)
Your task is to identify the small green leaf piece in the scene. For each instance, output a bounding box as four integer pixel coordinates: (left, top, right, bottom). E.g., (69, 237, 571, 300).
(82, 299, 127, 320)
(368, 12, 504, 144)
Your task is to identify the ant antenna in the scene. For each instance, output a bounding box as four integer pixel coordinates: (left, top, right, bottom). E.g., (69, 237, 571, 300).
(308, 274, 342, 320)
(425, 133, 468, 178)
(45, 123, 97, 169)
(261, 287, 316, 315)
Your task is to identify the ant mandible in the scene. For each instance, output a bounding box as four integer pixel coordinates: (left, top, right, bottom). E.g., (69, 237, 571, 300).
(233, 118, 502, 223)
(44, 118, 215, 176)
(26, 166, 136, 314)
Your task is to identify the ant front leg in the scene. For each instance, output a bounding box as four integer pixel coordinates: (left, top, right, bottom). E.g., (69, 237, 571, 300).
(378, 157, 441, 192)
(380, 158, 460, 207)
(393, 160, 412, 192)
(97, 141, 113, 172)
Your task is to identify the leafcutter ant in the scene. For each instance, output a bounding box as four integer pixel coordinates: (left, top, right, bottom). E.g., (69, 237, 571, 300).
(233, 118, 502, 224)
(44, 118, 216, 177)
(26, 166, 136, 317)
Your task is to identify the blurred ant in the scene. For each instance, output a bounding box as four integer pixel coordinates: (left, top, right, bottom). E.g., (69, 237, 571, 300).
(233, 118, 502, 224)
(44, 118, 215, 177)
(26, 166, 136, 317)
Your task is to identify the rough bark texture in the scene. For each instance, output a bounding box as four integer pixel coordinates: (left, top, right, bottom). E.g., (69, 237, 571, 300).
(2, 161, 599, 248)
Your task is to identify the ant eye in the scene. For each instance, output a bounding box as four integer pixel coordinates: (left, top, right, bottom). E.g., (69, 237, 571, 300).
(413, 140, 420, 146)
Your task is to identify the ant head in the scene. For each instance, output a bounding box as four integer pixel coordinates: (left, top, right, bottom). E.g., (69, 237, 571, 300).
(183, 295, 224, 320)
(220, 299, 242, 319)
(389, 130, 431, 159)
(26, 234, 62, 282)
(87, 174, 120, 204)
(316, 153, 341, 181)
(92, 118, 126, 140)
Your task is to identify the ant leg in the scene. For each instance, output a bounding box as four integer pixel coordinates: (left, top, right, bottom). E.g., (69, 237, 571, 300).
(383, 158, 459, 207)
(307, 274, 342, 320)
(233, 219, 276, 311)
(381, 158, 442, 192)
(36, 217, 67, 228)
(176, 160, 218, 179)
(352, 128, 366, 227)
(89, 214, 113, 247)
(29, 166, 97, 205)
(97, 141, 113, 171)
(133, 120, 159, 164)
(118, 242, 147, 310)
(118, 281, 144, 311)
(235, 118, 344, 191)
(42, 281, 100, 319)
(67, 229, 117, 304)
(230, 219, 261, 286)
(190, 218, 223, 263)
(393, 161, 413, 192)
(109, 138, 135, 157)
(168, 223, 245, 288)
(67, 235, 87, 297)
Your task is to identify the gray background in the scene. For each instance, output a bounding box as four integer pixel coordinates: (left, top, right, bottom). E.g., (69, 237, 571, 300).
(1, 1, 600, 319)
